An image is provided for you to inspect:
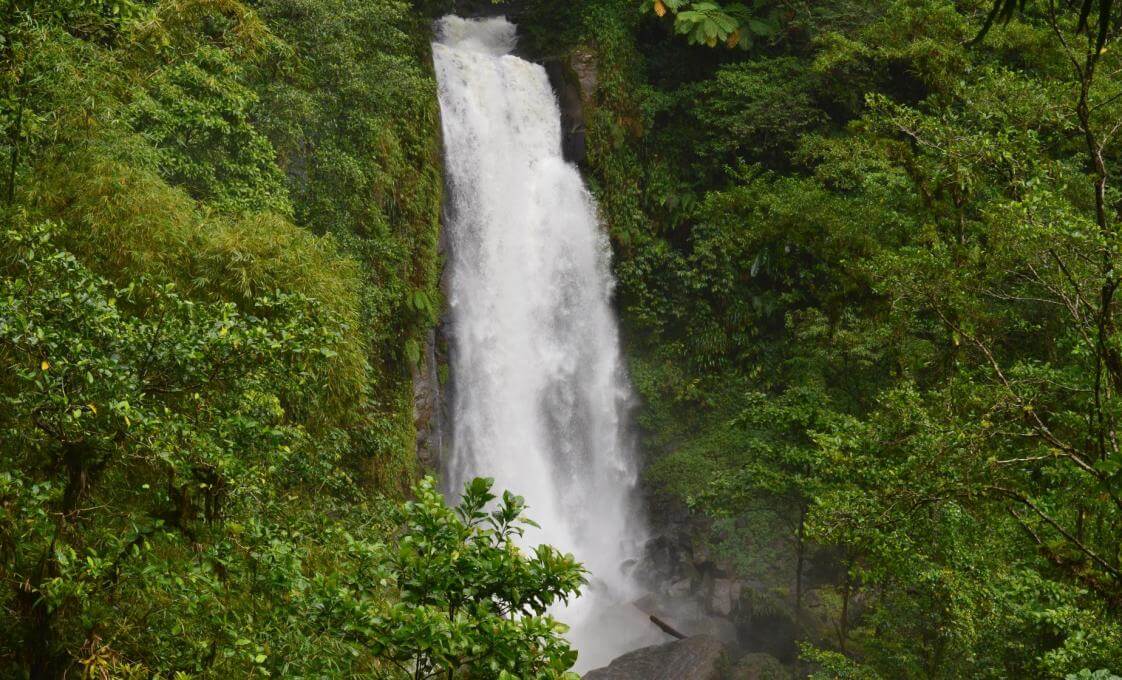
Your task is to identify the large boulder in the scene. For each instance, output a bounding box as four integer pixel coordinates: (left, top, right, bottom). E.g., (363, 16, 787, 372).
(582, 635, 728, 680)
(709, 578, 742, 617)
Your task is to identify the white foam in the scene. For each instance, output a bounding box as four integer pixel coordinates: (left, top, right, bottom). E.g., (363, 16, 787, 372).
(433, 15, 662, 672)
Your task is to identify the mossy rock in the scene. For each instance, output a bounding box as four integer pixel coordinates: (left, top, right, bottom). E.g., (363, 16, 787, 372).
(728, 653, 791, 680)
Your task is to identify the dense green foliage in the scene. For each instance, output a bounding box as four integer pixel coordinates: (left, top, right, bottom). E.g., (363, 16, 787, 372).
(0, 0, 493, 676)
(509, 0, 1122, 676)
(1, 219, 384, 676)
(369, 477, 585, 680)
(9, 0, 1122, 676)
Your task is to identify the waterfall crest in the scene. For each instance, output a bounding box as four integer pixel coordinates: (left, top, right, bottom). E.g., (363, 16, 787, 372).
(433, 15, 660, 670)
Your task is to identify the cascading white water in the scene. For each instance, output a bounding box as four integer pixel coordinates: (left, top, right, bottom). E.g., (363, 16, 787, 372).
(433, 15, 663, 671)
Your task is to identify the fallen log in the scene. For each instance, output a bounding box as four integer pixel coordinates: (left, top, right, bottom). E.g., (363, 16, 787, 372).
(649, 613, 687, 640)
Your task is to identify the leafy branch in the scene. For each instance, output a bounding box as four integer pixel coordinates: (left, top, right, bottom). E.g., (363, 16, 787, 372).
(641, 0, 778, 49)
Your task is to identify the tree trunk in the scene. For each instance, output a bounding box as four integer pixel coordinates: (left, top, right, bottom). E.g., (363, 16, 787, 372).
(795, 502, 807, 623)
(839, 555, 854, 653)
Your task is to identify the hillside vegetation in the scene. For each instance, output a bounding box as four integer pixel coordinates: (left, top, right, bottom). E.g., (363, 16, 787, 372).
(6, 0, 1122, 677)
(0, 0, 449, 674)
(510, 0, 1122, 676)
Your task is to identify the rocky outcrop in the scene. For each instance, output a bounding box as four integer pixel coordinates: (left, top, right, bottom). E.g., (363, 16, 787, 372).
(546, 47, 598, 164)
(411, 327, 444, 470)
(568, 48, 598, 102)
(709, 578, 742, 617)
(582, 635, 728, 680)
(635, 501, 750, 651)
(637, 489, 859, 668)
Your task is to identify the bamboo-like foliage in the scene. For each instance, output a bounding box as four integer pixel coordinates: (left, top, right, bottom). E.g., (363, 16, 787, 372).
(975, 0, 1119, 50)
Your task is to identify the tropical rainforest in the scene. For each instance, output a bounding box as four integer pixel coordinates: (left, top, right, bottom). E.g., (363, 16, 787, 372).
(2, 0, 1122, 677)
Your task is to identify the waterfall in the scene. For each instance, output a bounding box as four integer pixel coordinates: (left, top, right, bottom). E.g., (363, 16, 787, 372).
(433, 15, 662, 671)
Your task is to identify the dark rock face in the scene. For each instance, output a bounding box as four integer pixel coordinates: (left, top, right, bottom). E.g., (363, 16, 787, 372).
(633, 496, 752, 652)
(450, 0, 509, 17)
(545, 47, 597, 164)
(545, 61, 585, 163)
(582, 635, 728, 680)
(411, 327, 444, 470)
(635, 495, 699, 591)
